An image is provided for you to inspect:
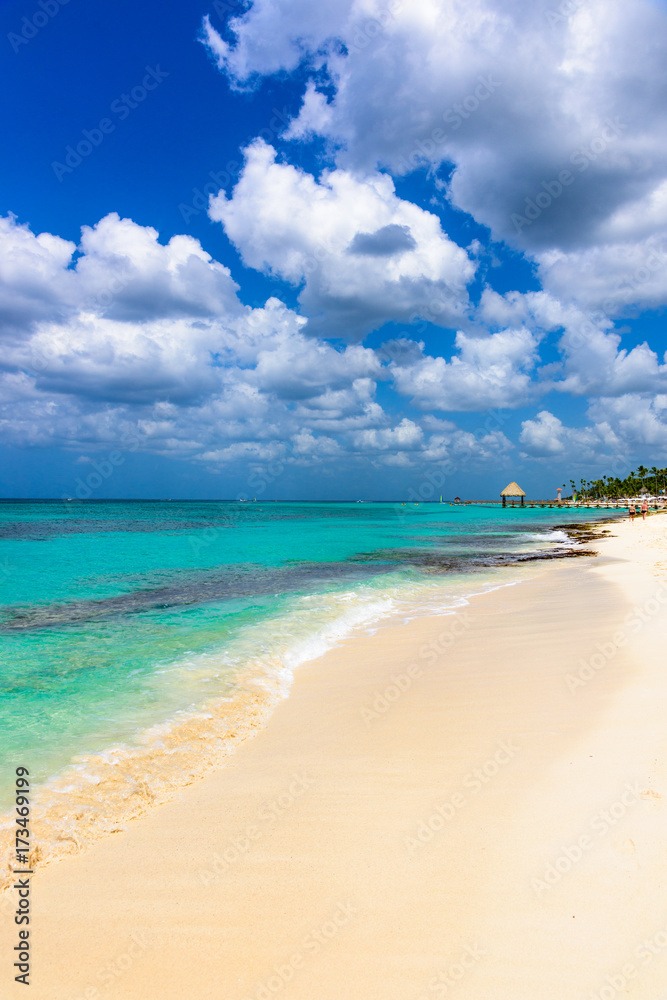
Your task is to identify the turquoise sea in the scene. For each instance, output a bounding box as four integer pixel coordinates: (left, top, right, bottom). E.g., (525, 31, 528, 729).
(0, 499, 621, 834)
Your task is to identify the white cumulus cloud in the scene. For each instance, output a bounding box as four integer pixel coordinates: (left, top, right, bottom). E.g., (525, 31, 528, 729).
(208, 140, 475, 339)
(390, 328, 541, 411)
(203, 0, 667, 262)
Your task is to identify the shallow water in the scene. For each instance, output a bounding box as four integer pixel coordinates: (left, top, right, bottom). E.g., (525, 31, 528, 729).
(0, 499, 619, 827)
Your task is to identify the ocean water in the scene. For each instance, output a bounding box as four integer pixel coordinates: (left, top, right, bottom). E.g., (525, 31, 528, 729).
(0, 499, 621, 868)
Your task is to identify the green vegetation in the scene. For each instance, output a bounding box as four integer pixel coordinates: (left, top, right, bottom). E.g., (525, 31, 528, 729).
(564, 466, 667, 500)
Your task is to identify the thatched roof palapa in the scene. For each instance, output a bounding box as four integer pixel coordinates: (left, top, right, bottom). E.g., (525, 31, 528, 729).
(500, 481, 526, 497)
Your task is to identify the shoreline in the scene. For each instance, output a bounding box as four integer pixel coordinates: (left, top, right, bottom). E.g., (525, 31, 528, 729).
(2, 512, 666, 997)
(0, 564, 535, 892)
(0, 516, 614, 892)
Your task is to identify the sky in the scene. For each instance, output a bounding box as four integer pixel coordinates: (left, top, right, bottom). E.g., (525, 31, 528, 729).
(1, 0, 666, 500)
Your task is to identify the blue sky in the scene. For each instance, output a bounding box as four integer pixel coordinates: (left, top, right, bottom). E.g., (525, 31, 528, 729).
(1, 0, 666, 499)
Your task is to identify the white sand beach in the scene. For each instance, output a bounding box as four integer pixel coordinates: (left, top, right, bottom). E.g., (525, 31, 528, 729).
(1, 514, 666, 999)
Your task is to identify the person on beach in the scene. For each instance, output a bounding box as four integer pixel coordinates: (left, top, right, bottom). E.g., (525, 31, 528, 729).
(629, 503, 636, 522)
(641, 500, 648, 521)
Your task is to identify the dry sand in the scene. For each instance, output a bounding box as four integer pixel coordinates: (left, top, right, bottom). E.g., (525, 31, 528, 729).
(2, 514, 667, 999)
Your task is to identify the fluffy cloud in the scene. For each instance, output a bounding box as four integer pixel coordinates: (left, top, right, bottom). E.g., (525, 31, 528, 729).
(209, 140, 475, 339)
(1, 191, 662, 485)
(200, 4, 349, 84)
(518, 400, 667, 468)
(0, 215, 75, 338)
(556, 327, 667, 397)
(520, 395, 667, 471)
(476, 289, 591, 335)
(251, 338, 380, 399)
(352, 417, 424, 452)
(587, 394, 667, 452)
(203, 0, 667, 268)
(23, 314, 224, 405)
(0, 212, 243, 341)
(475, 287, 667, 397)
(3, 213, 493, 480)
(0, 215, 391, 463)
(537, 238, 667, 315)
(519, 410, 619, 462)
(74, 214, 244, 322)
(390, 328, 541, 411)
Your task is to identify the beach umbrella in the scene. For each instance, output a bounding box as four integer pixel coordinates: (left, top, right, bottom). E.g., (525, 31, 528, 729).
(500, 481, 526, 507)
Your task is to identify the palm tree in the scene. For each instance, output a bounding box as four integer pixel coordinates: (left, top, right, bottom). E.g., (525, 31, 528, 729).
(650, 466, 660, 496)
(637, 465, 648, 491)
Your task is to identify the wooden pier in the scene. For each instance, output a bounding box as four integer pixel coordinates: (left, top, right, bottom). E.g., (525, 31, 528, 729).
(450, 500, 632, 509)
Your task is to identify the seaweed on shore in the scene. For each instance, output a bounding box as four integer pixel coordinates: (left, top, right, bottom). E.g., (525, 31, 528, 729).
(555, 522, 614, 545)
